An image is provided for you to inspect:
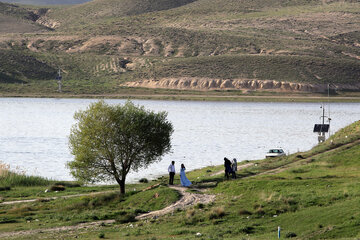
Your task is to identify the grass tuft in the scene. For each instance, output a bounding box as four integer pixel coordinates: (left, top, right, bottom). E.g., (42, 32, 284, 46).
(208, 207, 226, 219)
(239, 209, 252, 215)
(115, 212, 136, 224)
(0, 161, 51, 187)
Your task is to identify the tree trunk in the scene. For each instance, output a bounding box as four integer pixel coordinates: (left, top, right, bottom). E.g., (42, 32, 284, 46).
(119, 179, 125, 195)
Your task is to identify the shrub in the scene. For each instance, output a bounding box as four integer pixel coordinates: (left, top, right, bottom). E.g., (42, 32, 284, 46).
(134, 208, 147, 214)
(0, 186, 11, 191)
(254, 207, 265, 216)
(50, 185, 66, 191)
(8, 205, 33, 216)
(0, 217, 17, 224)
(53, 181, 81, 188)
(173, 229, 191, 235)
(184, 215, 204, 225)
(238, 209, 252, 215)
(195, 203, 205, 209)
(208, 207, 225, 219)
(90, 215, 99, 220)
(139, 178, 149, 183)
(291, 169, 307, 174)
(285, 232, 297, 238)
(186, 209, 196, 218)
(241, 226, 255, 234)
(115, 213, 136, 224)
(98, 232, 105, 238)
(88, 193, 118, 208)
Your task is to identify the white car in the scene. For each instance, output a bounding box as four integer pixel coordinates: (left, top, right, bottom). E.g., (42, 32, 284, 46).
(266, 148, 286, 158)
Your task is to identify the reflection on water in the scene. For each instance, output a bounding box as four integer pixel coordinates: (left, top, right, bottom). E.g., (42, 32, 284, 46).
(0, 98, 359, 183)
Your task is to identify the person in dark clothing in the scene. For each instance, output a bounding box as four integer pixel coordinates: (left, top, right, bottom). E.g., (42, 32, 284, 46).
(168, 161, 175, 185)
(224, 157, 232, 180)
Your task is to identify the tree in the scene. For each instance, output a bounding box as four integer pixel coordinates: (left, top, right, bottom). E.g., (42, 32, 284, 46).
(68, 100, 173, 194)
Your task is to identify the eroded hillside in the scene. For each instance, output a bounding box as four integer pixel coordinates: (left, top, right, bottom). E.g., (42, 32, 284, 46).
(0, 0, 359, 95)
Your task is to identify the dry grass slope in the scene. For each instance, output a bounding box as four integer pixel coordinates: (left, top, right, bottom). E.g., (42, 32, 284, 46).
(0, 0, 359, 94)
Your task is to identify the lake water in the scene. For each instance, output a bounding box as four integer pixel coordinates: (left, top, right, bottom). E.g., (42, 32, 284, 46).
(0, 98, 359, 183)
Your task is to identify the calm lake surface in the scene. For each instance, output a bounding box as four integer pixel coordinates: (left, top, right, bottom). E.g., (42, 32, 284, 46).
(0, 98, 359, 183)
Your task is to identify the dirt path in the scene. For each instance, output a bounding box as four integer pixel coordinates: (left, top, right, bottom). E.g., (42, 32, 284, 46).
(245, 139, 360, 178)
(136, 185, 216, 220)
(0, 190, 117, 206)
(0, 185, 215, 238)
(0, 220, 115, 239)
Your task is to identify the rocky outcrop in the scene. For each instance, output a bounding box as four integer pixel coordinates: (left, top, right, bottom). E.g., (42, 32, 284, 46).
(36, 16, 60, 29)
(124, 78, 360, 93)
(33, 9, 60, 29)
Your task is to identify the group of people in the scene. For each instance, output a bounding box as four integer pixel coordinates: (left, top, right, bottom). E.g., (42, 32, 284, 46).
(224, 157, 237, 179)
(167, 157, 238, 186)
(168, 161, 192, 187)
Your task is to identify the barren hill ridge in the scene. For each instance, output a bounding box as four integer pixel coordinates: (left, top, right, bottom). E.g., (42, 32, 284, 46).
(0, 0, 359, 94)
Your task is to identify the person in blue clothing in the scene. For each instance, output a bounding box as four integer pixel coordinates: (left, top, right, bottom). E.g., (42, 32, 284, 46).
(180, 164, 192, 187)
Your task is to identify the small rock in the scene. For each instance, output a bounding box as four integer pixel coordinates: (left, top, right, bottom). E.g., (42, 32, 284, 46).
(196, 232, 202, 237)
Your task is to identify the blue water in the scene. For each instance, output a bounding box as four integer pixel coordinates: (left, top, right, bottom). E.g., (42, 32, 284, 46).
(0, 98, 359, 183)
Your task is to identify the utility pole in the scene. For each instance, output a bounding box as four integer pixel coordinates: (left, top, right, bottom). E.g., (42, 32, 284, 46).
(55, 68, 62, 93)
(313, 84, 331, 143)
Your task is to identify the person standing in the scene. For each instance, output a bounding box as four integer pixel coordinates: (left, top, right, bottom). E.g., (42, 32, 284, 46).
(168, 161, 175, 185)
(224, 157, 232, 180)
(231, 158, 237, 179)
(180, 164, 192, 187)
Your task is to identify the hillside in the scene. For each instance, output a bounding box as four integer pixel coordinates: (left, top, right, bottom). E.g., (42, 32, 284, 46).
(0, 0, 359, 96)
(2, 0, 91, 5)
(1, 121, 360, 238)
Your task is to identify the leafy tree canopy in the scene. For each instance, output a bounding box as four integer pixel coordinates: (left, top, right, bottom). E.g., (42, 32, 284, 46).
(68, 100, 173, 194)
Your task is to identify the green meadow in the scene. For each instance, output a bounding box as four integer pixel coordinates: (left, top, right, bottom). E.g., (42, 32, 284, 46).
(1, 121, 360, 239)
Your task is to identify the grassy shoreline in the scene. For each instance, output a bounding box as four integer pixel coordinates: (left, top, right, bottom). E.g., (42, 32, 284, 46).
(1, 91, 360, 102)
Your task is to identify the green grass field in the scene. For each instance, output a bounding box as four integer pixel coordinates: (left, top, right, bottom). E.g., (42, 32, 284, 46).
(1, 121, 360, 239)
